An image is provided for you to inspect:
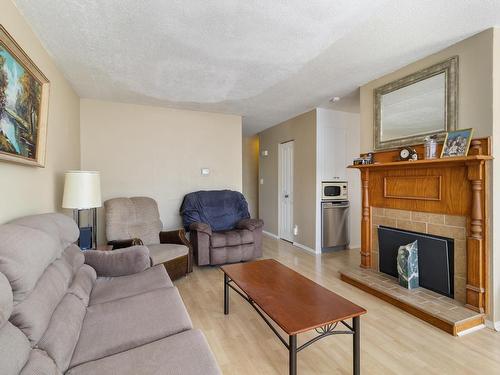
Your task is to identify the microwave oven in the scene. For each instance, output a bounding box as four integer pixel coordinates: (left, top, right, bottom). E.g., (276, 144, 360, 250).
(321, 181, 348, 201)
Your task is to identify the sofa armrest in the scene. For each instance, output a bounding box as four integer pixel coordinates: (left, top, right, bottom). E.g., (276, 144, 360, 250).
(108, 238, 143, 249)
(84, 246, 151, 277)
(236, 218, 264, 231)
(160, 228, 193, 273)
(189, 222, 212, 236)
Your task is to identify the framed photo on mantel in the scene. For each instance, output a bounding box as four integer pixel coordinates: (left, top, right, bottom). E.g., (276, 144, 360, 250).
(0, 25, 50, 167)
(440, 128, 474, 158)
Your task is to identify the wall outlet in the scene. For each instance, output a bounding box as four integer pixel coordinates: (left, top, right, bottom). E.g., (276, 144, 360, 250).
(293, 225, 298, 236)
(201, 168, 210, 176)
(260, 178, 264, 185)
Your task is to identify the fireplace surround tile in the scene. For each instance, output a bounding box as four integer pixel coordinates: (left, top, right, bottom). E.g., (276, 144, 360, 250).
(411, 211, 445, 224)
(385, 208, 412, 220)
(371, 207, 467, 304)
(427, 223, 466, 240)
(396, 219, 427, 233)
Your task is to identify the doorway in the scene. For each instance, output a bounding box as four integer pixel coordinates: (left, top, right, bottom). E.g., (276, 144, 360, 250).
(278, 141, 294, 242)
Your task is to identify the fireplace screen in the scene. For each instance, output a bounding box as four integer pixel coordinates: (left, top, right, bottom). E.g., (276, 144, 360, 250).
(378, 226, 454, 298)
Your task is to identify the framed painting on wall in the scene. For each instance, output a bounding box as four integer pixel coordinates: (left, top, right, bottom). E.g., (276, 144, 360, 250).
(0, 24, 50, 167)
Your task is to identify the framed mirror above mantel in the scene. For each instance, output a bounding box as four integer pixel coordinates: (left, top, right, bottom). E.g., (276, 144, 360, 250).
(374, 56, 458, 151)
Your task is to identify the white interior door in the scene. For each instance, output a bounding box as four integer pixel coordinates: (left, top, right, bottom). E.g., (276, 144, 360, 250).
(279, 141, 294, 242)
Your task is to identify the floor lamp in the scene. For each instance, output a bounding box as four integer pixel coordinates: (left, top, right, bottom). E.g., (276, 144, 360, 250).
(62, 171, 102, 249)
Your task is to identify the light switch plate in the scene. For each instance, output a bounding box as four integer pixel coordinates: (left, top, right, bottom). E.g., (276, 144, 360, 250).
(201, 168, 210, 176)
(260, 178, 264, 185)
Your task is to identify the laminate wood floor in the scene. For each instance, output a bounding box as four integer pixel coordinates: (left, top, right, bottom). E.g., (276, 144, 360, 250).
(176, 235, 500, 374)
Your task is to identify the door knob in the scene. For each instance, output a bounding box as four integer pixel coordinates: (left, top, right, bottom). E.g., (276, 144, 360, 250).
(285, 194, 289, 198)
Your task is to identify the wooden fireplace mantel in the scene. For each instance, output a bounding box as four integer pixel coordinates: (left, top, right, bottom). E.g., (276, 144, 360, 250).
(348, 138, 492, 314)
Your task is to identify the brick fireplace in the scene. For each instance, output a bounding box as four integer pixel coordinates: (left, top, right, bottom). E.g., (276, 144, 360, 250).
(339, 138, 492, 335)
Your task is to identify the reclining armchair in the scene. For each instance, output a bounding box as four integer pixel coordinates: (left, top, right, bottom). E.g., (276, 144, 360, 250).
(180, 190, 263, 266)
(104, 197, 192, 280)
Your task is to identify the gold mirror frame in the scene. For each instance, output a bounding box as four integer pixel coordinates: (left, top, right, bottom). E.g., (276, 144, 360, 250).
(373, 56, 458, 151)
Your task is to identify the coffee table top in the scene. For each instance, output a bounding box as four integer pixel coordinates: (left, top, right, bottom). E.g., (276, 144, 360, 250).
(221, 259, 366, 335)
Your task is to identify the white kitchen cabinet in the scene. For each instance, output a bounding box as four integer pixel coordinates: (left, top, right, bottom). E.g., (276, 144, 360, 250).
(318, 123, 348, 181)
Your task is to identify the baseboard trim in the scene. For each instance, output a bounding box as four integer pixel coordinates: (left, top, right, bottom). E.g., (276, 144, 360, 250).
(457, 324, 486, 336)
(262, 230, 279, 239)
(263, 231, 317, 255)
(293, 242, 317, 255)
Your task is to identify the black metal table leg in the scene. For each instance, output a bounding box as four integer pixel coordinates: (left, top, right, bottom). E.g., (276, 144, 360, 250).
(353, 316, 360, 375)
(289, 335, 297, 375)
(224, 273, 229, 315)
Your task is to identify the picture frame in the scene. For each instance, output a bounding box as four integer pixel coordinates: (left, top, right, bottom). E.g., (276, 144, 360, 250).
(440, 128, 474, 158)
(0, 24, 50, 167)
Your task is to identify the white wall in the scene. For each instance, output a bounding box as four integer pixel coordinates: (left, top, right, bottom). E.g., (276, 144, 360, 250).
(316, 108, 361, 252)
(0, 0, 81, 224)
(80, 99, 242, 244)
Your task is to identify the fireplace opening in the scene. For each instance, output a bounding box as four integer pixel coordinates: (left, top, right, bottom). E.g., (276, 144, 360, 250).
(378, 226, 454, 298)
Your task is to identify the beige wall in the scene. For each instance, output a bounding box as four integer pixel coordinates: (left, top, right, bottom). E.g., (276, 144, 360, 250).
(360, 29, 494, 152)
(242, 135, 259, 218)
(360, 29, 500, 324)
(0, 0, 81, 224)
(80, 99, 242, 244)
(258, 110, 317, 249)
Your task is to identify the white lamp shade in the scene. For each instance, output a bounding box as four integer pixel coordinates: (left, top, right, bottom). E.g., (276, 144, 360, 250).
(62, 171, 102, 209)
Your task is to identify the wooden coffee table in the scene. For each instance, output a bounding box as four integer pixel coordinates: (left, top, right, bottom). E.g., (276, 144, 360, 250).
(221, 259, 366, 375)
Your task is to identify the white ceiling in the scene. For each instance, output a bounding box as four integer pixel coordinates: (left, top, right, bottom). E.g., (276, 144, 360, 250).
(13, 0, 500, 134)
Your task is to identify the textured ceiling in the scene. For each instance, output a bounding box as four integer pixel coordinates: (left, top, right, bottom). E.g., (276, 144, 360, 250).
(13, 0, 500, 134)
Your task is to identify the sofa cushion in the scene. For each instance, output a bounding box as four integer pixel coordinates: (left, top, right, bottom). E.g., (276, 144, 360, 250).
(148, 243, 188, 265)
(66, 329, 221, 375)
(84, 246, 150, 277)
(37, 293, 87, 372)
(10, 213, 79, 250)
(10, 255, 75, 345)
(20, 349, 61, 375)
(210, 229, 253, 248)
(0, 272, 12, 327)
(89, 265, 173, 306)
(63, 244, 85, 273)
(210, 244, 255, 265)
(0, 224, 63, 303)
(68, 265, 97, 306)
(0, 322, 31, 375)
(70, 287, 192, 367)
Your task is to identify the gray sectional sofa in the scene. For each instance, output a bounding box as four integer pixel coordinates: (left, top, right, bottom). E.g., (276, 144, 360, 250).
(0, 213, 221, 375)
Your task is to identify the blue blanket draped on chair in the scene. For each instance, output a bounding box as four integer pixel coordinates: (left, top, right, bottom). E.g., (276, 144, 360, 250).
(180, 190, 250, 232)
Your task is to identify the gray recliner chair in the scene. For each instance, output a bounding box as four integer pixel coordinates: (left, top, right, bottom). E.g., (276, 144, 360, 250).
(180, 190, 263, 266)
(104, 197, 192, 280)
